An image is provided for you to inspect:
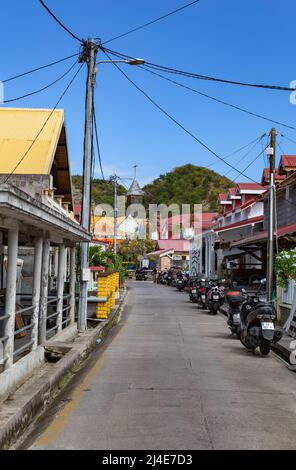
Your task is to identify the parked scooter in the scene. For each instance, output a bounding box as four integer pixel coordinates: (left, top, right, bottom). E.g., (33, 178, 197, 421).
(189, 277, 198, 303)
(197, 277, 208, 308)
(135, 268, 148, 281)
(226, 290, 245, 337)
(206, 279, 225, 315)
(239, 279, 282, 356)
(176, 271, 187, 291)
(166, 270, 175, 286)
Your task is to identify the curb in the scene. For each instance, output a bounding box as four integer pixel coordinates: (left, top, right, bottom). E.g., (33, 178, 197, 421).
(220, 305, 292, 365)
(0, 289, 128, 450)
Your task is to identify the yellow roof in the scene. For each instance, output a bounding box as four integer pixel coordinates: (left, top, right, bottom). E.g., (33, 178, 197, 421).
(0, 108, 73, 207)
(0, 108, 65, 173)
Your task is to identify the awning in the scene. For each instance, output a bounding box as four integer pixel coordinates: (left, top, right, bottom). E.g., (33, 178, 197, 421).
(231, 222, 296, 248)
(214, 216, 263, 233)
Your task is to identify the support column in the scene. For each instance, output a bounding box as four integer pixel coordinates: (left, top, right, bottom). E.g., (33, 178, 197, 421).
(56, 244, 66, 332)
(205, 237, 209, 277)
(69, 246, 76, 324)
(31, 237, 43, 350)
(4, 227, 18, 369)
(39, 239, 50, 344)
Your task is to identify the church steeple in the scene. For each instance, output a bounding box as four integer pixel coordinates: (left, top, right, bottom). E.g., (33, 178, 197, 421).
(126, 164, 144, 206)
(126, 179, 144, 206)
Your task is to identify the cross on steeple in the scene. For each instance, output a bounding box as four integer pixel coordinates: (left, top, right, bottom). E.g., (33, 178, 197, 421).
(133, 163, 138, 180)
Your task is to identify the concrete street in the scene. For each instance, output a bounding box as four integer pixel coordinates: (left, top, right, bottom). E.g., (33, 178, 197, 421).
(24, 281, 296, 450)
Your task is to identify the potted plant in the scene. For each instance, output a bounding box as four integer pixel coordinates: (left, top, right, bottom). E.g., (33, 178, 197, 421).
(274, 249, 296, 289)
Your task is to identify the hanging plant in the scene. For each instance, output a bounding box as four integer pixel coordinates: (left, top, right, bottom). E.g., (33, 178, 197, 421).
(274, 249, 296, 289)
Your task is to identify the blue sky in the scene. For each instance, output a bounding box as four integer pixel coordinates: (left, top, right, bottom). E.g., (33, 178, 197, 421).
(1, 0, 296, 187)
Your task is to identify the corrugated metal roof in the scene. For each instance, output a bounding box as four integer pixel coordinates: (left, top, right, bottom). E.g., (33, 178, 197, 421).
(0, 108, 64, 174)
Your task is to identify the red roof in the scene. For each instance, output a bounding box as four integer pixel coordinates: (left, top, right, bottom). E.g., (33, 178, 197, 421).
(218, 193, 228, 201)
(279, 155, 296, 174)
(261, 168, 286, 184)
(237, 183, 265, 191)
(157, 239, 189, 252)
(228, 188, 237, 196)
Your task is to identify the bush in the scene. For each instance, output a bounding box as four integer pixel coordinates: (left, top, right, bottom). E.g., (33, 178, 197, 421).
(275, 249, 296, 289)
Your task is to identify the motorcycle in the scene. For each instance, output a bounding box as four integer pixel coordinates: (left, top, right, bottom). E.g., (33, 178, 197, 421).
(206, 280, 225, 315)
(226, 290, 245, 337)
(135, 268, 148, 281)
(197, 277, 208, 309)
(189, 277, 198, 303)
(176, 272, 187, 291)
(239, 279, 282, 356)
(166, 270, 175, 286)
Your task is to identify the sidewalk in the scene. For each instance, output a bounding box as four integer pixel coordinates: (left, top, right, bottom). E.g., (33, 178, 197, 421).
(0, 289, 127, 450)
(219, 305, 294, 366)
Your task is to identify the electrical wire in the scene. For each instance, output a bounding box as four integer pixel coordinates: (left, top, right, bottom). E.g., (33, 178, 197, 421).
(102, 49, 259, 184)
(93, 105, 105, 180)
(2, 63, 84, 183)
(103, 46, 296, 92)
(139, 66, 296, 131)
(3, 52, 79, 83)
(223, 136, 266, 178)
(38, 0, 82, 42)
(2, 61, 78, 104)
(102, 0, 201, 45)
(207, 135, 264, 169)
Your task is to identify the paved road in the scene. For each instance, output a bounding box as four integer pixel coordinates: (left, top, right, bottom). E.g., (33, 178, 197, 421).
(26, 282, 296, 450)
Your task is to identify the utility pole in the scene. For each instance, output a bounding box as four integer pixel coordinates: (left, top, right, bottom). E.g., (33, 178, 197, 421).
(78, 39, 98, 332)
(267, 127, 276, 303)
(110, 174, 119, 254)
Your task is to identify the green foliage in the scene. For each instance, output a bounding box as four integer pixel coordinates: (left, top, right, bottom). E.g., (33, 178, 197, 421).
(143, 164, 234, 211)
(274, 249, 296, 289)
(72, 175, 126, 206)
(89, 246, 127, 278)
(118, 239, 157, 262)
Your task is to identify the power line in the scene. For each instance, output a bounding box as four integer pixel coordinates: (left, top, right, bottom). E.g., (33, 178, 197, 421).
(2, 52, 78, 83)
(93, 105, 105, 180)
(103, 46, 296, 92)
(38, 0, 82, 42)
(102, 49, 259, 184)
(2, 61, 78, 104)
(282, 135, 296, 147)
(102, 0, 201, 45)
(223, 136, 265, 178)
(207, 135, 264, 169)
(2, 63, 84, 183)
(139, 66, 296, 131)
(231, 144, 269, 184)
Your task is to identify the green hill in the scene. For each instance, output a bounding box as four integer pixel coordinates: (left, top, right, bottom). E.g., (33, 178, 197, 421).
(72, 175, 126, 207)
(143, 164, 234, 211)
(72, 165, 234, 211)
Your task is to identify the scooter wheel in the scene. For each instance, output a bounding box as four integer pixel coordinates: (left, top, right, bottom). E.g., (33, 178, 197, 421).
(239, 335, 254, 351)
(212, 303, 219, 315)
(260, 339, 271, 356)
